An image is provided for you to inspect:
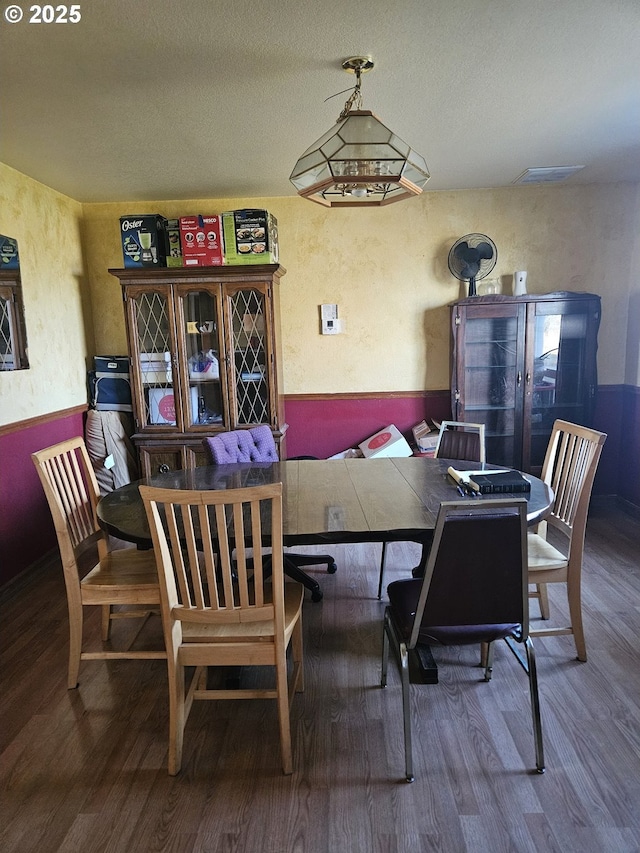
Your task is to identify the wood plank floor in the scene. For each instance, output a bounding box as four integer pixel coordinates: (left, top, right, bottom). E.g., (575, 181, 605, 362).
(1, 502, 639, 853)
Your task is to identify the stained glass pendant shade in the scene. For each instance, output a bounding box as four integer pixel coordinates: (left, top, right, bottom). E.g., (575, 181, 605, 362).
(289, 57, 430, 208)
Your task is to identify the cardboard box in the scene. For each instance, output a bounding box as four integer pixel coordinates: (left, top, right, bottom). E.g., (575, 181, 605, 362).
(179, 216, 224, 266)
(0, 234, 19, 269)
(164, 218, 183, 267)
(358, 424, 413, 458)
(119, 215, 167, 268)
(148, 386, 198, 425)
(222, 209, 279, 265)
(412, 420, 439, 454)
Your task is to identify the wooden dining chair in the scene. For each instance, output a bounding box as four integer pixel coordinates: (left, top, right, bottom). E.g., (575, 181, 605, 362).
(381, 498, 544, 782)
(528, 419, 607, 661)
(139, 481, 304, 775)
(32, 437, 164, 689)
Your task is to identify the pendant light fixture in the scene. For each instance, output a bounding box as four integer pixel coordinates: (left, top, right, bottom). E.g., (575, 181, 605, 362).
(289, 56, 430, 207)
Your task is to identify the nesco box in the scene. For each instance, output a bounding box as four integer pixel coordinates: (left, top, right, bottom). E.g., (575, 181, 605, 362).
(0, 234, 20, 269)
(164, 218, 183, 267)
(179, 216, 224, 266)
(222, 209, 279, 264)
(119, 215, 167, 268)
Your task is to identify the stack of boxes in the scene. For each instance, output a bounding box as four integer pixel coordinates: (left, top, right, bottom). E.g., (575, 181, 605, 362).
(118, 210, 278, 268)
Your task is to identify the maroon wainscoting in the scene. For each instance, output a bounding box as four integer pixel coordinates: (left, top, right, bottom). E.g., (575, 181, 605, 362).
(0, 408, 85, 587)
(283, 391, 452, 459)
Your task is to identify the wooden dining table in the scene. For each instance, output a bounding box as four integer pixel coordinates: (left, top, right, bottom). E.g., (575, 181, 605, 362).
(97, 456, 553, 684)
(97, 455, 553, 549)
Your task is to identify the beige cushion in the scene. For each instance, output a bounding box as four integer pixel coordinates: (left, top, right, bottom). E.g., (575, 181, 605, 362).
(527, 532, 568, 570)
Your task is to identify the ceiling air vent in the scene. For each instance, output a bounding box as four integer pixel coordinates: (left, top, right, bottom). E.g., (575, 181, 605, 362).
(513, 166, 585, 185)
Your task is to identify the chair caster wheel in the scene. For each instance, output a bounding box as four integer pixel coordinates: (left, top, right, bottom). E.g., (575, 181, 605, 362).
(327, 562, 338, 574)
(311, 589, 323, 602)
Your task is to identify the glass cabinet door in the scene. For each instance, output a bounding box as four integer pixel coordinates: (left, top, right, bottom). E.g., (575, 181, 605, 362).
(227, 286, 272, 426)
(527, 300, 599, 470)
(128, 286, 179, 429)
(455, 304, 526, 467)
(176, 286, 226, 428)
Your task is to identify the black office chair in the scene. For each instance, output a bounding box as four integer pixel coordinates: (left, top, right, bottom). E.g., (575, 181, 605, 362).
(203, 426, 337, 602)
(381, 498, 545, 782)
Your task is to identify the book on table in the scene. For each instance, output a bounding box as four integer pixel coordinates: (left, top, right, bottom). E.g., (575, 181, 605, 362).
(447, 466, 531, 494)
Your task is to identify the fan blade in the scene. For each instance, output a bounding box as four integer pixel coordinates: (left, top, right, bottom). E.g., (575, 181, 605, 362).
(453, 241, 470, 260)
(476, 241, 494, 260)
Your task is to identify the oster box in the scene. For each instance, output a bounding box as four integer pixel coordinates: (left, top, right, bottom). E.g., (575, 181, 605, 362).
(179, 216, 224, 266)
(119, 215, 167, 267)
(0, 234, 20, 269)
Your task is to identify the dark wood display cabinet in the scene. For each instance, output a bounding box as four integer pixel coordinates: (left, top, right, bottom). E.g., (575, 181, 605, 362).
(109, 264, 287, 477)
(450, 291, 601, 475)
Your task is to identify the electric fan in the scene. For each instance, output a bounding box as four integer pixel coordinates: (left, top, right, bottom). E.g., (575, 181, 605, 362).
(448, 234, 497, 296)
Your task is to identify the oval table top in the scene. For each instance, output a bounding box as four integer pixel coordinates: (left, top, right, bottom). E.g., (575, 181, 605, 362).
(97, 456, 553, 548)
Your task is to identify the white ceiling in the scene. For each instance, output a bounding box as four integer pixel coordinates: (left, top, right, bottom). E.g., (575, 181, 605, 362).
(1, 0, 639, 204)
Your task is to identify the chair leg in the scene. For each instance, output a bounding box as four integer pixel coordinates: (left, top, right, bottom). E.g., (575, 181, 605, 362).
(567, 576, 587, 662)
(524, 637, 545, 773)
(537, 583, 550, 619)
(381, 611, 390, 687)
(101, 604, 112, 641)
(275, 649, 293, 775)
(399, 642, 414, 783)
(67, 608, 83, 690)
(377, 541, 388, 600)
(482, 641, 495, 681)
(292, 618, 304, 693)
(168, 658, 186, 776)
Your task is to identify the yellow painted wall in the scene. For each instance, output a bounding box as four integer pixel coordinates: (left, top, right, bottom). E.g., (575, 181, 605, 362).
(0, 163, 89, 427)
(83, 182, 639, 392)
(1, 164, 637, 430)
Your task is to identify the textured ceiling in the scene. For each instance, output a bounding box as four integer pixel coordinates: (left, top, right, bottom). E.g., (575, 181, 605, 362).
(1, 0, 639, 203)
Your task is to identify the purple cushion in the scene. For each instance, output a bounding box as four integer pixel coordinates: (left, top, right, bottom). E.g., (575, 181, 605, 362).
(204, 426, 279, 464)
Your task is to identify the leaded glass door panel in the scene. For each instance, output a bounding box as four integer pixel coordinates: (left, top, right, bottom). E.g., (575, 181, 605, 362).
(126, 284, 180, 430)
(175, 284, 227, 428)
(226, 284, 273, 427)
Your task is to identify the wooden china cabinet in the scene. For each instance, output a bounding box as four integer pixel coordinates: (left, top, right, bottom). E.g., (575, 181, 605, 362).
(109, 264, 286, 477)
(450, 291, 601, 476)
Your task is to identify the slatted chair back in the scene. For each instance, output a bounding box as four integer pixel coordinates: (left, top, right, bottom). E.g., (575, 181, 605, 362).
(140, 482, 285, 644)
(540, 419, 606, 539)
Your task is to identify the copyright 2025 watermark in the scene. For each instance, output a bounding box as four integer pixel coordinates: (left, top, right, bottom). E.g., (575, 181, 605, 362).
(4, 4, 82, 24)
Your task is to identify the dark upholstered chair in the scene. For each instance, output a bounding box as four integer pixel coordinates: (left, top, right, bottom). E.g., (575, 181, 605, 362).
(381, 498, 545, 782)
(435, 420, 486, 465)
(203, 426, 337, 602)
(377, 420, 488, 597)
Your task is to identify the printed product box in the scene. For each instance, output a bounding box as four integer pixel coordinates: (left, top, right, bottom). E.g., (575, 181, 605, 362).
(358, 424, 413, 458)
(179, 216, 224, 266)
(164, 218, 183, 267)
(222, 209, 279, 265)
(0, 234, 20, 269)
(148, 386, 198, 425)
(119, 215, 167, 268)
